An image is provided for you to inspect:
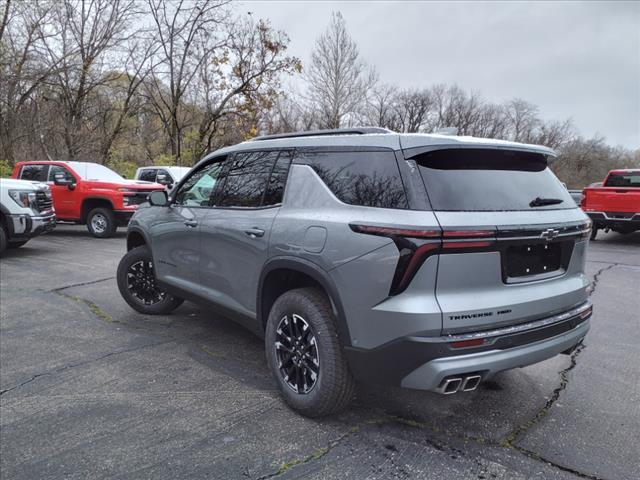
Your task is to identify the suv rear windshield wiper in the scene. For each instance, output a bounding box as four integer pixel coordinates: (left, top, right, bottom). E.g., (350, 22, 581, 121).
(529, 197, 564, 207)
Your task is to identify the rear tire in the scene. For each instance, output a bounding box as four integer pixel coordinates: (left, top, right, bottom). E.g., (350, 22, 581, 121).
(117, 245, 184, 314)
(87, 207, 117, 238)
(590, 227, 598, 240)
(265, 287, 356, 417)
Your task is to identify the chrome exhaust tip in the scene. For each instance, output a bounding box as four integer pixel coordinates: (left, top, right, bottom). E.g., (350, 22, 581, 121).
(461, 374, 482, 391)
(437, 377, 462, 394)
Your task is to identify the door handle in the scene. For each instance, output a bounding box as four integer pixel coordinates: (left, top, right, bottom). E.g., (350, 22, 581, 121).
(244, 227, 265, 238)
(184, 219, 198, 228)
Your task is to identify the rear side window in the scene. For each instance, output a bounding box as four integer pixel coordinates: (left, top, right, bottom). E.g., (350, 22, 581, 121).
(263, 151, 293, 206)
(215, 150, 291, 208)
(604, 172, 640, 187)
(414, 149, 574, 211)
(20, 164, 48, 182)
(138, 169, 157, 182)
(297, 150, 408, 209)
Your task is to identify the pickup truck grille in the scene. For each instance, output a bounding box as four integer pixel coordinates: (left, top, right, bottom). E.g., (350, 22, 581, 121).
(36, 191, 53, 213)
(124, 191, 154, 206)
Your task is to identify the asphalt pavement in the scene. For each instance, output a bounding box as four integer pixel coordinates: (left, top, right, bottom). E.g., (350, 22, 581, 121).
(1, 226, 638, 480)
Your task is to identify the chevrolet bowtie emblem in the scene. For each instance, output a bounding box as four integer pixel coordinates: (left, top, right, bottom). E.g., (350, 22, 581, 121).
(540, 228, 560, 241)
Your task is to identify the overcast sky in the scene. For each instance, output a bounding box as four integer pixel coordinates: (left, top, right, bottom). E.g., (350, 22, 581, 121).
(242, 1, 639, 149)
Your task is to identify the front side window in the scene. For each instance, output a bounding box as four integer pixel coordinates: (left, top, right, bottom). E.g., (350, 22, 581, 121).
(215, 151, 282, 208)
(20, 164, 48, 182)
(48, 165, 75, 182)
(296, 150, 408, 209)
(173, 159, 225, 207)
(138, 169, 157, 182)
(156, 169, 173, 186)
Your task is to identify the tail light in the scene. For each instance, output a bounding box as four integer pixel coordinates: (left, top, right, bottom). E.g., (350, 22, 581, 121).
(349, 224, 496, 295)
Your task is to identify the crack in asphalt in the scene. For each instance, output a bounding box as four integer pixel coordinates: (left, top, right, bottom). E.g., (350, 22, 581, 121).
(51, 276, 115, 292)
(0, 340, 172, 397)
(500, 343, 585, 448)
(587, 263, 617, 295)
(492, 262, 617, 478)
(254, 420, 378, 479)
(510, 444, 605, 480)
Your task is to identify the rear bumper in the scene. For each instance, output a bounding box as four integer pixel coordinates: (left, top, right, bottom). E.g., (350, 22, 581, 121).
(345, 301, 592, 391)
(586, 211, 640, 230)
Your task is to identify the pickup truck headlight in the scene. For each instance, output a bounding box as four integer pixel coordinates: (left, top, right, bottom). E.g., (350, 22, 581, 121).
(8, 190, 37, 208)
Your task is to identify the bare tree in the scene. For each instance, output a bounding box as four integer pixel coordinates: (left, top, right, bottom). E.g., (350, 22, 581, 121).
(393, 88, 433, 133)
(0, 0, 61, 162)
(306, 11, 375, 129)
(39, 0, 139, 161)
(145, 0, 231, 163)
(191, 16, 301, 157)
(366, 83, 398, 130)
(503, 98, 540, 143)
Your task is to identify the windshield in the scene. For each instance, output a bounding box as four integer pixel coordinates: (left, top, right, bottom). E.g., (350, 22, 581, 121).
(414, 149, 574, 211)
(604, 172, 640, 187)
(69, 162, 123, 181)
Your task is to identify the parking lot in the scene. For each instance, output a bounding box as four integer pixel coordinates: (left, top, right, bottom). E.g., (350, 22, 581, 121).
(0, 226, 638, 480)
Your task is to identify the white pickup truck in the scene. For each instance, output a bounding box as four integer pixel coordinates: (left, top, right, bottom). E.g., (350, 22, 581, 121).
(0, 178, 56, 254)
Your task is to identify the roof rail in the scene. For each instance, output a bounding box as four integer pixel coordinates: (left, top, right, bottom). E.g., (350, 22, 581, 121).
(250, 127, 394, 142)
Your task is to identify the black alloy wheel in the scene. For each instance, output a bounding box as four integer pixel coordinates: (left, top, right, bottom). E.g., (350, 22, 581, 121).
(275, 313, 320, 394)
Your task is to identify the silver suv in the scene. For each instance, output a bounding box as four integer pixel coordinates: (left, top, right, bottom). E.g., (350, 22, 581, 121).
(117, 128, 592, 417)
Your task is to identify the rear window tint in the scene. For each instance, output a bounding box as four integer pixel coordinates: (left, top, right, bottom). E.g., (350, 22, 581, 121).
(296, 150, 408, 209)
(20, 164, 48, 182)
(414, 149, 573, 211)
(604, 172, 640, 187)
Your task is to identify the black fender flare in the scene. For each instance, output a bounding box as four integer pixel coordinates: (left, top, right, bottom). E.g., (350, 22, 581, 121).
(126, 226, 152, 251)
(257, 256, 352, 347)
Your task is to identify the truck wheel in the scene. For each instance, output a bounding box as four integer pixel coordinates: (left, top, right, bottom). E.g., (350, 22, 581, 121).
(87, 208, 117, 238)
(117, 245, 184, 315)
(0, 225, 6, 254)
(265, 288, 356, 417)
(8, 240, 29, 248)
(590, 228, 598, 240)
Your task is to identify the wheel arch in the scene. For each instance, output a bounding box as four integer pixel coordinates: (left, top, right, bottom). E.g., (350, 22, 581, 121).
(81, 197, 114, 223)
(126, 227, 150, 251)
(257, 257, 352, 347)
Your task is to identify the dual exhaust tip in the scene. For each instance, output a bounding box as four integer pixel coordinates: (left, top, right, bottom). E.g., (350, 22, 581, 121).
(436, 374, 482, 394)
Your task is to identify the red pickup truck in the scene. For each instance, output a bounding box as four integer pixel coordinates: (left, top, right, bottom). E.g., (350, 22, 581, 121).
(12, 161, 165, 238)
(581, 169, 640, 240)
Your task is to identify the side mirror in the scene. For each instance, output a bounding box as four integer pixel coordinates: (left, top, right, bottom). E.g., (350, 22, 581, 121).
(156, 174, 172, 186)
(54, 173, 76, 190)
(149, 190, 168, 206)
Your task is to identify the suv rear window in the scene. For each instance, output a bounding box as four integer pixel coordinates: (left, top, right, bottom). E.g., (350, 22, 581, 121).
(413, 149, 573, 211)
(604, 172, 640, 187)
(296, 150, 408, 209)
(20, 164, 48, 182)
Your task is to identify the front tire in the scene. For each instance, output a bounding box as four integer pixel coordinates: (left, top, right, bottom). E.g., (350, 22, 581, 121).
(87, 207, 117, 238)
(265, 288, 356, 417)
(117, 245, 184, 314)
(0, 225, 6, 254)
(590, 227, 598, 240)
